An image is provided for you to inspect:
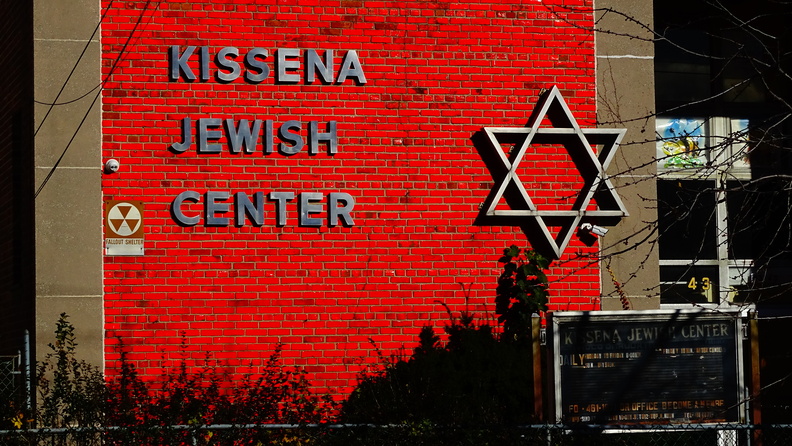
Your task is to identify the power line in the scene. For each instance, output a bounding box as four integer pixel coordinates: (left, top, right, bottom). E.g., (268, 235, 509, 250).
(35, 0, 161, 199)
(34, 84, 101, 107)
(34, 0, 115, 137)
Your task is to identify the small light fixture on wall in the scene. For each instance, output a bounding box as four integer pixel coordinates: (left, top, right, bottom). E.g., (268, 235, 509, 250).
(104, 159, 120, 174)
(579, 223, 608, 237)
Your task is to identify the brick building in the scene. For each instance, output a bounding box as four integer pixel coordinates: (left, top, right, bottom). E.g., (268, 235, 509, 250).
(5, 0, 654, 392)
(11, 0, 791, 414)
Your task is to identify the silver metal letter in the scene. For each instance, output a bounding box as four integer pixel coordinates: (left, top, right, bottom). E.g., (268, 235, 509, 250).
(172, 190, 201, 226)
(305, 49, 334, 84)
(205, 191, 231, 226)
(235, 192, 264, 226)
(328, 193, 355, 226)
(200, 46, 210, 81)
(337, 50, 367, 84)
(216, 47, 241, 82)
(276, 48, 301, 83)
(309, 121, 337, 155)
(170, 117, 193, 153)
(198, 118, 223, 153)
(263, 120, 274, 154)
(245, 48, 270, 83)
(225, 119, 261, 153)
(169, 45, 196, 81)
(270, 192, 295, 226)
(300, 193, 324, 226)
(278, 120, 303, 155)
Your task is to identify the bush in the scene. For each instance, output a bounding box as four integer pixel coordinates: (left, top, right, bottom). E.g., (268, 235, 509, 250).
(340, 311, 537, 427)
(36, 314, 107, 429)
(14, 245, 550, 443)
(341, 247, 549, 430)
(496, 245, 551, 343)
(20, 313, 334, 445)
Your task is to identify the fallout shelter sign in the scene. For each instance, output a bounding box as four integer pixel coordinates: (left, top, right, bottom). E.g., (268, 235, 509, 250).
(105, 200, 145, 256)
(478, 86, 628, 258)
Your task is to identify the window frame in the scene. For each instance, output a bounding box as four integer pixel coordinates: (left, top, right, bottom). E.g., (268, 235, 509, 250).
(656, 116, 753, 308)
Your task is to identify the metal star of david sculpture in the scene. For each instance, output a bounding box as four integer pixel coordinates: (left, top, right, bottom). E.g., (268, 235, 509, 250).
(478, 86, 628, 259)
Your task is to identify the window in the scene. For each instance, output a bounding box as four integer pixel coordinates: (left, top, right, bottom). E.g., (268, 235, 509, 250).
(656, 117, 753, 306)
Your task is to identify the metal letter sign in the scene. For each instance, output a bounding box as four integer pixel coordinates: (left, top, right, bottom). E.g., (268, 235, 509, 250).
(480, 86, 628, 258)
(105, 200, 145, 256)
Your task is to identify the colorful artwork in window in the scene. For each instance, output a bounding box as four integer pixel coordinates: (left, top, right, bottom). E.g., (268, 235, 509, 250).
(656, 118, 706, 169)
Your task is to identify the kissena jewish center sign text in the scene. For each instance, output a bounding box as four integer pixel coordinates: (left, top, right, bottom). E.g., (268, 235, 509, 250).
(166, 47, 366, 228)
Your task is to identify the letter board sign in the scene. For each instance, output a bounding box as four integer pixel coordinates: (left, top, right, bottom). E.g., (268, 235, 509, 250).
(549, 310, 748, 425)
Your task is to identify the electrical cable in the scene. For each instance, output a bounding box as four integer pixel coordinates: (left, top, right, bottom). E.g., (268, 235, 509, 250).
(34, 0, 114, 137)
(34, 84, 101, 107)
(35, 0, 161, 199)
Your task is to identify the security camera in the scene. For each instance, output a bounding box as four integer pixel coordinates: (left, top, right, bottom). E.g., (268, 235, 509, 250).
(104, 159, 120, 174)
(579, 223, 609, 237)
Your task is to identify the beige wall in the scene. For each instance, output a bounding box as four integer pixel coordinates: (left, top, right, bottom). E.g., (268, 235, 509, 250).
(595, 1, 660, 310)
(34, 0, 103, 367)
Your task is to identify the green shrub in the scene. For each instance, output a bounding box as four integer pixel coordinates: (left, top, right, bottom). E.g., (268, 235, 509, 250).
(496, 245, 550, 343)
(36, 313, 107, 429)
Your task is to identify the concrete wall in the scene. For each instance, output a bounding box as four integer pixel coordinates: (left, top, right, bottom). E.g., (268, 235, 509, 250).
(34, 0, 103, 367)
(595, 0, 660, 310)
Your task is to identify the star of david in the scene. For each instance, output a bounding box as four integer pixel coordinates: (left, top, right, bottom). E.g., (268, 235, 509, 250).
(480, 86, 628, 258)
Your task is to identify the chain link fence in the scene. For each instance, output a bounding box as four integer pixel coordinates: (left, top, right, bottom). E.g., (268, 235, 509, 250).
(0, 423, 790, 446)
(0, 356, 20, 403)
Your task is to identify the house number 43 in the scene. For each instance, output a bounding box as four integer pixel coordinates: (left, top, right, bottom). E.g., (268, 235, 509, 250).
(688, 277, 711, 291)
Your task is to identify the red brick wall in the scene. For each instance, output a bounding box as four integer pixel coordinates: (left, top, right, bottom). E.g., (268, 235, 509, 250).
(101, 0, 598, 392)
